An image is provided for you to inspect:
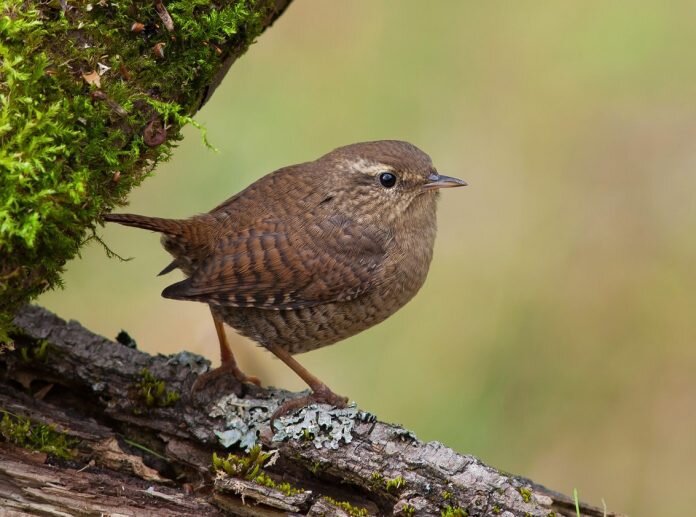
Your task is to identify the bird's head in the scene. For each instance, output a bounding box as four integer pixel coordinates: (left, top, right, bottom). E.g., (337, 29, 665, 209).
(317, 140, 467, 228)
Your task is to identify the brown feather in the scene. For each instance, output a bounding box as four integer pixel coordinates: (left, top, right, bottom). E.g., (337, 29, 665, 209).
(161, 217, 385, 309)
(103, 213, 187, 235)
(104, 140, 461, 354)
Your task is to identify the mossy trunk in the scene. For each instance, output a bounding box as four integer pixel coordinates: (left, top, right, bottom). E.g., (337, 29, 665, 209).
(0, 0, 291, 338)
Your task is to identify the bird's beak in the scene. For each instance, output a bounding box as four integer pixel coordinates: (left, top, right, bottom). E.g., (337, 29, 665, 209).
(423, 172, 468, 190)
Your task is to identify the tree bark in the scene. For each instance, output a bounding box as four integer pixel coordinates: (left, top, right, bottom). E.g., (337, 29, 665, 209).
(0, 305, 620, 517)
(0, 0, 293, 335)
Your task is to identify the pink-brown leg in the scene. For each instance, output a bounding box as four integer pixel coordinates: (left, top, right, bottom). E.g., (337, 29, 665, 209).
(191, 308, 261, 392)
(265, 344, 348, 425)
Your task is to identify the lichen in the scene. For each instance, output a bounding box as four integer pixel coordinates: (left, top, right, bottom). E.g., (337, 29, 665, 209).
(210, 391, 374, 450)
(166, 349, 209, 373)
(0, 0, 273, 339)
(210, 392, 278, 450)
(132, 368, 180, 408)
(322, 496, 369, 517)
(391, 426, 417, 442)
(0, 409, 76, 458)
(273, 402, 370, 449)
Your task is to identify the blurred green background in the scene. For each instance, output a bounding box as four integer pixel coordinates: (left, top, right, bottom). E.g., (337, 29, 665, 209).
(40, 2, 696, 515)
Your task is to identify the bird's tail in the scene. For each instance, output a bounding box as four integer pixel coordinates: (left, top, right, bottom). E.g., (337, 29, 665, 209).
(103, 213, 187, 236)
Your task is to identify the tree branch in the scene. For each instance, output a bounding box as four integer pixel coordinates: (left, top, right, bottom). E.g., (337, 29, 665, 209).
(0, 305, 620, 516)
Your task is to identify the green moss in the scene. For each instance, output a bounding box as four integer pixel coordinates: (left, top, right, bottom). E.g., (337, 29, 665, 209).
(0, 409, 76, 458)
(519, 487, 532, 503)
(401, 503, 416, 516)
(213, 444, 270, 479)
(385, 475, 406, 493)
(212, 445, 304, 496)
(0, 0, 273, 338)
(322, 496, 369, 517)
(442, 490, 453, 501)
(441, 506, 468, 517)
(253, 471, 303, 497)
(370, 471, 384, 485)
(373, 472, 406, 496)
(309, 460, 322, 475)
(492, 505, 501, 514)
(19, 338, 49, 363)
(132, 368, 180, 408)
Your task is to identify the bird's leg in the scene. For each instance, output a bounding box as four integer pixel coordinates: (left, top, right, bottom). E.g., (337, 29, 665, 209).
(266, 344, 348, 424)
(191, 308, 261, 392)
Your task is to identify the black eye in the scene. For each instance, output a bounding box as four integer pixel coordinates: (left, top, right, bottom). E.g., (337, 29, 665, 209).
(379, 172, 397, 188)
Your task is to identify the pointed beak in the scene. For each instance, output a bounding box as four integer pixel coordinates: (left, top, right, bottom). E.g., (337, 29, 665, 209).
(423, 172, 468, 190)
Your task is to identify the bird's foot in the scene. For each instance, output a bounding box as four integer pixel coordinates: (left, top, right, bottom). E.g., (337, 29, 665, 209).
(270, 385, 349, 427)
(191, 361, 261, 393)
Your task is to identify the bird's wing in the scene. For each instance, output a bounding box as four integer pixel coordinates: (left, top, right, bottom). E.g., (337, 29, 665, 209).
(161, 216, 386, 309)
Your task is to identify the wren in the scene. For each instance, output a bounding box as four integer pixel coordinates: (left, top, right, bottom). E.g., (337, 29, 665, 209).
(104, 140, 466, 419)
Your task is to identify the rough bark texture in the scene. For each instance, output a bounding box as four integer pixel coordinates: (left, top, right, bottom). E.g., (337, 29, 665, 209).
(0, 305, 621, 517)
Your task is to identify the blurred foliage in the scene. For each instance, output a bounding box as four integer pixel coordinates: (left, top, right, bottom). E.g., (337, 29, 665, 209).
(40, 2, 696, 516)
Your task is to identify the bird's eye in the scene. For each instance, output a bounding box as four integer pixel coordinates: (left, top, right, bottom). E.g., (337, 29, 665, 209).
(379, 172, 397, 188)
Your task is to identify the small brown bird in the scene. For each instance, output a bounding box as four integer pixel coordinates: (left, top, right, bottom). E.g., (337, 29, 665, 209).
(104, 140, 466, 418)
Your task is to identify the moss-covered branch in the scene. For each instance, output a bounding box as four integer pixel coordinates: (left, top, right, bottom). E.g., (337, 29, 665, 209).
(0, 0, 292, 338)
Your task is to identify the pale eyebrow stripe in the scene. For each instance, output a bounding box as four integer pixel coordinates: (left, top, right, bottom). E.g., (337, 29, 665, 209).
(344, 158, 395, 175)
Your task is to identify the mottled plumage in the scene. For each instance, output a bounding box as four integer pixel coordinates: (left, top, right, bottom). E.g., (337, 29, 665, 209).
(104, 140, 466, 415)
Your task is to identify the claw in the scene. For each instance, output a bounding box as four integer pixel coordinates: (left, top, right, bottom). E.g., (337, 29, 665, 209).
(270, 386, 348, 428)
(191, 361, 262, 393)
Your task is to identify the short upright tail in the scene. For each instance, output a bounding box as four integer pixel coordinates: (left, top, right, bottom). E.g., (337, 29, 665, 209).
(103, 213, 186, 236)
